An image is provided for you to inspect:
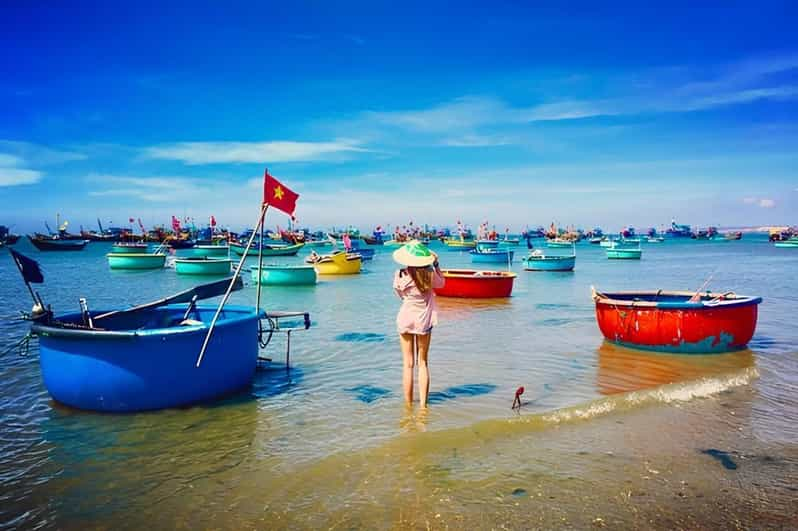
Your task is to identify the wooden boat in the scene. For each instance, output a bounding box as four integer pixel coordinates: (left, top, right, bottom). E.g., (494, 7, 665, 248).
(0, 225, 20, 245)
(230, 242, 304, 257)
(470, 248, 514, 263)
(174, 257, 232, 275)
(311, 251, 362, 275)
(523, 250, 575, 271)
(592, 288, 762, 353)
(111, 242, 149, 253)
(251, 264, 317, 285)
(28, 236, 89, 251)
(443, 238, 476, 250)
(606, 241, 642, 259)
(107, 252, 167, 270)
(187, 244, 229, 258)
(166, 238, 196, 250)
(434, 270, 516, 298)
(546, 238, 573, 248)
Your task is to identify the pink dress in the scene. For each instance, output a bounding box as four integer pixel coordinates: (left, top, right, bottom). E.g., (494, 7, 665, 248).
(394, 268, 445, 334)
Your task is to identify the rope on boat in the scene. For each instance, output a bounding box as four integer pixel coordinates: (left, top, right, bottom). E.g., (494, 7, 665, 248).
(1, 332, 34, 358)
(258, 316, 276, 349)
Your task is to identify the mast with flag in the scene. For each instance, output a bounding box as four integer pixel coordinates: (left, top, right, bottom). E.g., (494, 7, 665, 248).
(196, 168, 299, 367)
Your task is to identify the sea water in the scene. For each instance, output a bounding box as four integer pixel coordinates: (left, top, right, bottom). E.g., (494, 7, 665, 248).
(0, 235, 796, 528)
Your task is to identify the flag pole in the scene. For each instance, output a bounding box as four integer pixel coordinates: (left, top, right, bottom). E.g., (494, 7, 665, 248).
(255, 205, 269, 314)
(196, 202, 268, 367)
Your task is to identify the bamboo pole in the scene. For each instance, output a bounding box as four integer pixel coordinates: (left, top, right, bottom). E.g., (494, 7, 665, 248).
(196, 203, 268, 367)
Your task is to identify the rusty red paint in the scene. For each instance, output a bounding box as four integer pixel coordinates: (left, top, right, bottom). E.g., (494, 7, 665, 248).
(593, 291, 761, 354)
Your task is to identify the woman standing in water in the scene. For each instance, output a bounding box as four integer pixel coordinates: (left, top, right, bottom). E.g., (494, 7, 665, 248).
(393, 241, 445, 406)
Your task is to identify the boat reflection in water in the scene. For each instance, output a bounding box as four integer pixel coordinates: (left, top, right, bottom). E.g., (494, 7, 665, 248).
(596, 341, 755, 395)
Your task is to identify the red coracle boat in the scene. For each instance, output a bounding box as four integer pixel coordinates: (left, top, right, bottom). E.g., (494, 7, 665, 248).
(434, 270, 516, 298)
(592, 288, 762, 354)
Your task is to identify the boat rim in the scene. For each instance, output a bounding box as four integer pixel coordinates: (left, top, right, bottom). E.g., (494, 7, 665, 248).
(441, 269, 517, 279)
(31, 304, 265, 339)
(593, 289, 762, 309)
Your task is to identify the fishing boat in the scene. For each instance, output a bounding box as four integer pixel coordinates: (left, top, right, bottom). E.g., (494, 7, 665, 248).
(174, 257, 232, 275)
(311, 250, 362, 275)
(476, 239, 499, 249)
(107, 252, 167, 270)
(666, 219, 692, 238)
(592, 288, 762, 353)
(546, 238, 573, 248)
(606, 241, 642, 259)
(522, 249, 576, 271)
(229, 242, 304, 257)
(774, 238, 798, 248)
(251, 264, 318, 286)
(434, 270, 516, 298)
(111, 242, 149, 253)
(187, 244, 230, 258)
(589, 237, 603, 244)
(443, 238, 476, 250)
(0, 225, 20, 245)
(724, 232, 743, 241)
(166, 238, 196, 250)
(28, 236, 89, 251)
(470, 248, 514, 263)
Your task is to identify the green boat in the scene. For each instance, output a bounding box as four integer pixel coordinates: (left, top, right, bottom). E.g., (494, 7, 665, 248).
(606, 242, 642, 260)
(187, 245, 230, 258)
(774, 238, 798, 248)
(174, 257, 232, 275)
(250, 264, 318, 286)
(229, 242, 304, 257)
(110, 242, 149, 253)
(107, 253, 166, 270)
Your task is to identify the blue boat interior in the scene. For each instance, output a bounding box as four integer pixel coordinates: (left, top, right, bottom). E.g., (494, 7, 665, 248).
(49, 305, 254, 333)
(601, 292, 761, 309)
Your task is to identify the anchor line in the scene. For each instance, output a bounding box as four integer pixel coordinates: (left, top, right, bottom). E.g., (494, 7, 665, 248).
(258, 317, 277, 349)
(1, 332, 35, 358)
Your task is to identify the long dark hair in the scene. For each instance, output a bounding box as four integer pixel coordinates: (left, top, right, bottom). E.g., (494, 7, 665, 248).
(407, 266, 433, 293)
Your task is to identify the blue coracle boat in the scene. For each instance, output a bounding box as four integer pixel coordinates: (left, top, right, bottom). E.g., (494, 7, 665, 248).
(523, 252, 576, 271)
(470, 248, 514, 263)
(33, 302, 263, 412)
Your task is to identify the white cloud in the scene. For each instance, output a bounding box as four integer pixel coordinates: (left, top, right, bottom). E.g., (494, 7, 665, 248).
(742, 197, 757, 204)
(143, 139, 368, 165)
(0, 140, 87, 165)
(758, 198, 776, 208)
(0, 167, 41, 186)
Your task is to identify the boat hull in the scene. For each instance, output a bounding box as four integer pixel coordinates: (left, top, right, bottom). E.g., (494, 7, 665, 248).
(594, 291, 761, 354)
(174, 258, 232, 275)
(313, 252, 362, 275)
(434, 270, 516, 298)
(251, 265, 317, 285)
(470, 250, 514, 263)
(187, 245, 229, 258)
(607, 248, 642, 259)
(523, 255, 575, 271)
(34, 305, 262, 412)
(29, 237, 89, 251)
(230, 242, 304, 257)
(107, 253, 166, 269)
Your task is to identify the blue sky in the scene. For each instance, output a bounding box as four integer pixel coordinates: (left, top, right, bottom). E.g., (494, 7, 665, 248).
(1, 1, 797, 233)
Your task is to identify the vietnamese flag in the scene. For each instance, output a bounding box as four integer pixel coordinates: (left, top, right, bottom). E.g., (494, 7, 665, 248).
(263, 168, 299, 216)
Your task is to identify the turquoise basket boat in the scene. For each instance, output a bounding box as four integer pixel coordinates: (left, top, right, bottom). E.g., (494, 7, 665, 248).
(606, 243, 642, 259)
(251, 265, 318, 286)
(470, 249, 514, 263)
(107, 253, 167, 270)
(523, 252, 576, 271)
(174, 257, 232, 275)
(230, 242, 304, 257)
(187, 245, 230, 258)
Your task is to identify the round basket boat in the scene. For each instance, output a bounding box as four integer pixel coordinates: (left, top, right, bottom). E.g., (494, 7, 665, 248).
(433, 269, 516, 298)
(251, 264, 317, 285)
(174, 257, 232, 275)
(107, 253, 166, 270)
(592, 289, 762, 354)
(32, 305, 263, 412)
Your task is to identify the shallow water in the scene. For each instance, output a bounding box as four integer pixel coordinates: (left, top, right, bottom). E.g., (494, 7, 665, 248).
(1, 235, 796, 528)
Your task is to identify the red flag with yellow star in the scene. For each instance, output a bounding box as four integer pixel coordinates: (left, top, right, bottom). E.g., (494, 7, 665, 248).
(263, 168, 299, 216)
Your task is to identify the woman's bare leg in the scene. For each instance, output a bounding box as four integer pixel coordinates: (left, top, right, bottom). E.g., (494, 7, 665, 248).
(399, 333, 415, 404)
(416, 333, 431, 407)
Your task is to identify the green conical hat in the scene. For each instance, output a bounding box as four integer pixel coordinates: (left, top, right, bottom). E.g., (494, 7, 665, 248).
(393, 240, 435, 267)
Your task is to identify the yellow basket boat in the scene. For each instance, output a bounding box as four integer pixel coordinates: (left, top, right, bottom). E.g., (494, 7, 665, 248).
(312, 251, 362, 275)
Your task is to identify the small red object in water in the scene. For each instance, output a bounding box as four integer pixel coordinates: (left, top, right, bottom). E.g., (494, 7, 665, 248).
(512, 386, 524, 409)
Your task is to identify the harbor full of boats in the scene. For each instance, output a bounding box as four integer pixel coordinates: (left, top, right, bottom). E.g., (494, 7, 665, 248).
(4, 203, 796, 414)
